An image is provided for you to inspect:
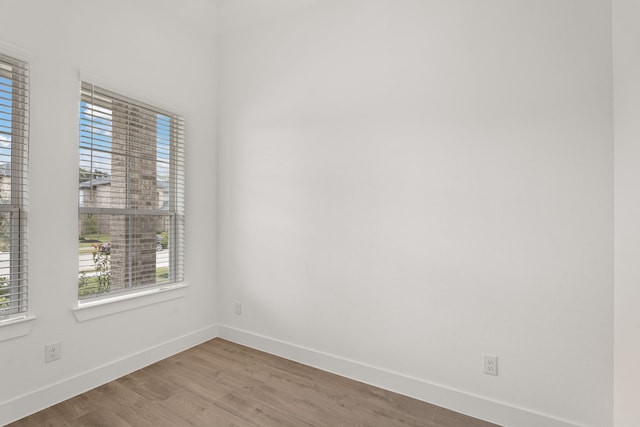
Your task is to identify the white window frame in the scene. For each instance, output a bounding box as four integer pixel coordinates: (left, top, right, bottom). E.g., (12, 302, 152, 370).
(77, 81, 185, 307)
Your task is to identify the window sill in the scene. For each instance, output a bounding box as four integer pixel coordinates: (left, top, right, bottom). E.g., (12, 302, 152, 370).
(73, 283, 189, 322)
(0, 315, 37, 342)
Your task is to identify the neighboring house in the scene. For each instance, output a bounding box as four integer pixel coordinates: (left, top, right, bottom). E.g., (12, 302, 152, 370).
(0, 163, 11, 203)
(78, 177, 112, 210)
(79, 177, 169, 235)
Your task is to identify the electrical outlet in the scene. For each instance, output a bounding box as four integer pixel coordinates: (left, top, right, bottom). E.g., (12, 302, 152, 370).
(45, 342, 62, 363)
(484, 354, 498, 376)
(234, 302, 242, 315)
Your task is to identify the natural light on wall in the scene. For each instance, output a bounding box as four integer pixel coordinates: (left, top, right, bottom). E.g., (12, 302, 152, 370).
(78, 82, 184, 300)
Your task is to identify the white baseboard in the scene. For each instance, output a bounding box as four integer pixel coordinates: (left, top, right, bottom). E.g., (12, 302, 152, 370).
(218, 325, 583, 427)
(2, 324, 584, 427)
(0, 324, 219, 426)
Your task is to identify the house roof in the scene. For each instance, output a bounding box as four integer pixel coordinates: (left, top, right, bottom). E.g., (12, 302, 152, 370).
(79, 177, 112, 189)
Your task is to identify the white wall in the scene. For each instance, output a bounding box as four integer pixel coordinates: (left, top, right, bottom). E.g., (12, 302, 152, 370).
(217, 1, 614, 426)
(0, 1, 619, 426)
(613, 1, 640, 426)
(0, 1, 218, 424)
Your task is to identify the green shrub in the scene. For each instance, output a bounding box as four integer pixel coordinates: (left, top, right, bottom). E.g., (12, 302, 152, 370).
(0, 276, 8, 310)
(92, 249, 111, 294)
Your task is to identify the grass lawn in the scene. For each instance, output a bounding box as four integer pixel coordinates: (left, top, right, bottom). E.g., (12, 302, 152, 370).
(156, 266, 169, 280)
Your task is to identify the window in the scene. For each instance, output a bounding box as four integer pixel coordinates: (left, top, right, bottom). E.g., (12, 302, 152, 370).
(0, 53, 28, 318)
(78, 82, 184, 300)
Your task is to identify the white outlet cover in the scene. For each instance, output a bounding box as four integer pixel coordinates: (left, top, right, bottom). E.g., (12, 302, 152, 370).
(45, 342, 62, 363)
(483, 354, 498, 376)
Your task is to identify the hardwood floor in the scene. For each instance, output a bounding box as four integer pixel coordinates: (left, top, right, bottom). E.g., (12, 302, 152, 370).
(8, 339, 500, 427)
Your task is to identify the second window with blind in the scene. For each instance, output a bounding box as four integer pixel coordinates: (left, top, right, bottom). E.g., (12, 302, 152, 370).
(0, 53, 28, 317)
(78, 82, 185, 300)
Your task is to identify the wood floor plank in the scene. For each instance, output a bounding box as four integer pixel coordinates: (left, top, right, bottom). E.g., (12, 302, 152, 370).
(116, 368, 177, 402)
(70, 407, 132, 427)
(212, 391, 315, 427)
(8, 338, 501, 427)
(157, 389, 250, 426)
(190, 345, 393, 425)
(6, 411, 70, 427)
(80, 381, 178, 427)
(46, 391, 97, 422)
(198, 340, 440, 426)
(144, 358, 228, 404)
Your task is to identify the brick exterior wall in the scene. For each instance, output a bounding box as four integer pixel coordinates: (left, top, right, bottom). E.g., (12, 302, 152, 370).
(110, 102, 158, 290)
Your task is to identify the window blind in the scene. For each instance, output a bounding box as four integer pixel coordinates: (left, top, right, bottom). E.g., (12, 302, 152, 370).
(0, 53, 29, 317)
(78, 82, 184, 299)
